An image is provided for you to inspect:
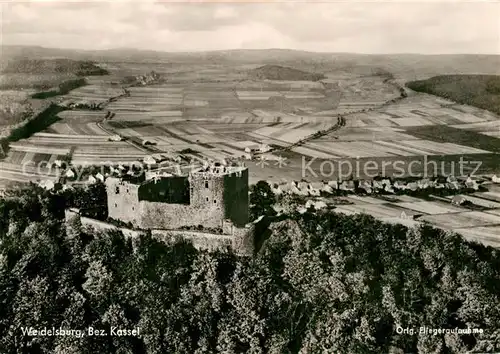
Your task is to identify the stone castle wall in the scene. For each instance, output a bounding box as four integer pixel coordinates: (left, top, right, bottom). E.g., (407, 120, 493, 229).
(139, 201, 224, 230)
(151, 230, 233, 253)
(65, 208, 256, 255)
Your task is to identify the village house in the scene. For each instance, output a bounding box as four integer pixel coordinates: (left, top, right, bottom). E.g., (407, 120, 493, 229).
(359, 180, 373, 194)
(372, 180, 384, 190)
(384, 184, 395, 193)
(407, 182, 418, 191)
(108, 135, 123, 142)
(400, 211, 411, 220)
(451, 195, 467, 206)
(271, 183, 286, 196)
(290, 183, 301, 195)
(143, 155, 160, 165)
(322, 184, 335, 194)
(141, 138, 156, 146)
(446, 181, 461, 190)
(327, 180, 339, 189)
(381, 179, 391, 187)
(65, 169, 75, 178)
(417, 179, 430, 189)
(39, 179, 56, 190)
(393, 180, 407, 190)
(339, 181, 355, 192)
(465, 177, 479, 190)
(308, 182, 323, 196)
(305, 199, 328, 210)
(297, 181, 310, 194)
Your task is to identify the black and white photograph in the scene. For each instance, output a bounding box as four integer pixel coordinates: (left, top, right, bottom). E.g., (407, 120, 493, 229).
(0, 0, 499, 353)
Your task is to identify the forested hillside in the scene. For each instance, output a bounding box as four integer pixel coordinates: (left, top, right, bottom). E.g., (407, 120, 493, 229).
(0, 184, 499, 353)
(2, 59, 108, 77)
(406, 75, 500, 115)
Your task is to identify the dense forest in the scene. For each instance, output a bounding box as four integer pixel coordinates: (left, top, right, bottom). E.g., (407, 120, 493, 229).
(31, 78, 88, 99)
(2, 59, 108, 77)
(0, 183, 499, 353)
(406, 75, 500, 115)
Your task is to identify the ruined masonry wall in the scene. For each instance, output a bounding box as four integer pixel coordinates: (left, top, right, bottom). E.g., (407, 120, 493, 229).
(65, 209, 144, 239)
(138, 201, 225, 230)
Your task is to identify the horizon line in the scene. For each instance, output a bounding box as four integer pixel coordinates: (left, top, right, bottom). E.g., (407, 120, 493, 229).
(2, 44, 500, 57)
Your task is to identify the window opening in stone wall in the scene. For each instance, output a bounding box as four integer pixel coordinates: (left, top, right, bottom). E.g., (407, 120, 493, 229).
(205, 181, 209, 188)
(115, 186, 120, 194)
(214, 200, 216, 204)
(206, 197, 209, 202)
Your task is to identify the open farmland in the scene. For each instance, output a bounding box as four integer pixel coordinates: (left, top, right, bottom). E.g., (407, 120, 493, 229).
(1, 57, 499, 188)
(331, 191, 500, 247)
(60, 84, 126, 106)
(298, 92, 500, 176)
(0, 66, 399, 185)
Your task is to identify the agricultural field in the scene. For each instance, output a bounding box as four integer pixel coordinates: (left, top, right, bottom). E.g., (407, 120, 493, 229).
(300, 93, 500, 174)
(59, 84, 126, 106)
(331, 190, 500, 247)
(1, 58, 499, 188)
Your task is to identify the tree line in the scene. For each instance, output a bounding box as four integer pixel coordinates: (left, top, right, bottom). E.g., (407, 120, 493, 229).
(0, 183, 499, 353)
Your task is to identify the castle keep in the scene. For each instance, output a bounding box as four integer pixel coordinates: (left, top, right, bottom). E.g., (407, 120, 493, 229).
(106, 165, 249, 230)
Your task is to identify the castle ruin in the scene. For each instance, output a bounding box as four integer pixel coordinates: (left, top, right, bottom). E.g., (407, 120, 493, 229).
(67, 165, 257, 255)
(106, 164, 249, 229)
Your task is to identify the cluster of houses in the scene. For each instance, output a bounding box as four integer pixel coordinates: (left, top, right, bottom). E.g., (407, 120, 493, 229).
(141, 153, 183, 165)
(134, 71, 161, 86)
(271, 175, 485, 198)
(48, 154, 237, 187)
(242, 143, 272, 160)
(59, 99, 101, 110)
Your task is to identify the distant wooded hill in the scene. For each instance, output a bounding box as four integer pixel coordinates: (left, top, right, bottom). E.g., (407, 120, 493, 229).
(406, 75, 500, 115)
(249, 65, 326, 81)
(1, 58, 108, 76)
(1, 45, 500, 80)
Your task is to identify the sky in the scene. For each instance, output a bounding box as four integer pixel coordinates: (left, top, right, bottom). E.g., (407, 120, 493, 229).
(1, 0, 499, 54)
